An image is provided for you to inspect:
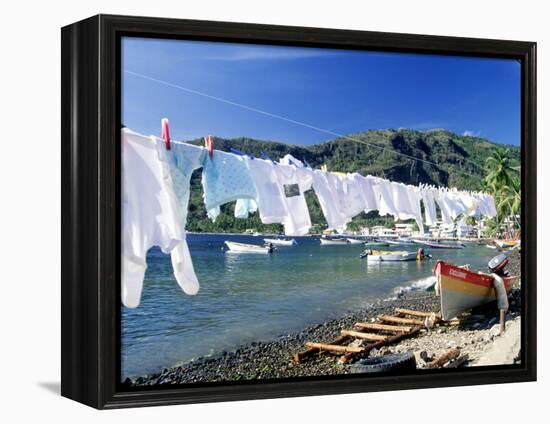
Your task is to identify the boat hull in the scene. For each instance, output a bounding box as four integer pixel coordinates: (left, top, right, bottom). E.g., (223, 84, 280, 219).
(434, 261, 514, 320)
(366, 251, 417, 262)
(320, 238, 348, 245)
(225, 241, 271, 253)
(346, 238, 364, 244)
(413, 239, 464, 249)
(364, 242, 389, 248)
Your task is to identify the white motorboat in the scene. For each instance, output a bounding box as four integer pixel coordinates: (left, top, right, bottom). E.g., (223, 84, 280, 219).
(320, 238, 348, 245)
(224, 241, 273, 253)
(346, 238, 364, 245)
(264, 238, 297, 246)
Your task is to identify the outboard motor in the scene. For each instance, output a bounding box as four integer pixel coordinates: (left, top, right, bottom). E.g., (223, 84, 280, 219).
(488, 253, 509, 277)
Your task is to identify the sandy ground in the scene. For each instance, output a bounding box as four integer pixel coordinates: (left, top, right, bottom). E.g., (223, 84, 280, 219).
(474, 316, 521, 366)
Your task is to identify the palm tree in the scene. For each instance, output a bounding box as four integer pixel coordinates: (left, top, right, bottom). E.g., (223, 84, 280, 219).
(484, 147, 515, 192)
(498, 176, 521, 229)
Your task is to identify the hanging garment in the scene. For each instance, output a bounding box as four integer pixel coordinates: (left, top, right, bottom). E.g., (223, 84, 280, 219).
(272, 163, 314, 235)
(435, 190, 454, 225)
(390, 182, 416, 221)
(407, 187, 424, 235)
(373, 178, 399, 218)
(354, 174, 380, 213)
(234, 198, 258, 219)
(202, 150, 258, 220)
(421, 188, 437, 226)
(246, 158, 288, 224)
(246, 158, 313, 235)
(340, 173, 368, 220)
(312, 170, 351, 232)
(122, 129, 200, 308)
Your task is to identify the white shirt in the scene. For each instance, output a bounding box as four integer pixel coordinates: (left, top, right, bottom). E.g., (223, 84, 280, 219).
(122, 129, 200, 309)
(312, 170, 350, 232)
(421, 188, 437, 226)
(272, 163, 313, 236)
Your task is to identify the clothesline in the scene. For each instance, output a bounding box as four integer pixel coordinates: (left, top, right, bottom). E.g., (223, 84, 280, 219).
(124, 69, 485, 176)
(121, 128, 496, 308)
(168, 137, 488, 197)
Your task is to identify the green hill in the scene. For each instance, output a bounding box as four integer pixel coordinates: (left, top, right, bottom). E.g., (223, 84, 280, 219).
(184, 129, 520, 233)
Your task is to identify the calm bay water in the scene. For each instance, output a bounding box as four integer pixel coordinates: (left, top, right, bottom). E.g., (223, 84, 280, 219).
(121, 234, 496, 378)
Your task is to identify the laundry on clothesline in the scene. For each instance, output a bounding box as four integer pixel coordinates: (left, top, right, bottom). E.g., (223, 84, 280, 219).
(121, 127, 497, 308)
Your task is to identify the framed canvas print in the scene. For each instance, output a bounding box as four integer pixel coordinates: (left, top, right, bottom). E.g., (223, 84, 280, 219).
(61, 14, 536, 409)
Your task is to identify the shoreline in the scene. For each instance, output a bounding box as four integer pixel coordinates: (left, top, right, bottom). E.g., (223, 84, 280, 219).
(124, 251, 521, 386)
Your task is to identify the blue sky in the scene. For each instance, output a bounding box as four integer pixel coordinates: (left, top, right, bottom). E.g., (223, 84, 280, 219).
(122, 37, 521, 146)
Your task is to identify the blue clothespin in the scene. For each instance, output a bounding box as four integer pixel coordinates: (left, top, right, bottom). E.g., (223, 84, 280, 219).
(230, 147, 254, 160)
(303, 159, 313, 170)
(260, 151, 276, 164)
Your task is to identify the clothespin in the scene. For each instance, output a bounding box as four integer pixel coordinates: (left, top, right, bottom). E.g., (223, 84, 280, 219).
(260, 151, 276, 164)
(161, 118, 171, 150)
(229, 147, 254, 160)
(303, 159, 313, 170)
(204, 135, 214, 160)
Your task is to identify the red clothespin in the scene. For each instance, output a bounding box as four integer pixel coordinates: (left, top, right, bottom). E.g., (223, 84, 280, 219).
(161, 118, 171, 150)
(204, 135, 214, 160)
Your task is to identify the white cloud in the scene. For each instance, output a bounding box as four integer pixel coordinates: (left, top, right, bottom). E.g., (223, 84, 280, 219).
(462, 130, 481, 137)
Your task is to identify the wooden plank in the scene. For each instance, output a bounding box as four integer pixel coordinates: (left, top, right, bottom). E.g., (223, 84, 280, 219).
(340, 330, 387, 341)
(394, 308, 440, 318)
(305, 342, 364, 354)
(339, 325, 422, 364)
(293, 335, 349, 363)
(354, 322, 412, 333)
(426, 348, 461, 369)
(378, 314, 425, 326)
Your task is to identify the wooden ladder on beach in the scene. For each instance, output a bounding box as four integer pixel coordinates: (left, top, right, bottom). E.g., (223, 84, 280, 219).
(293, 308, 441, 364)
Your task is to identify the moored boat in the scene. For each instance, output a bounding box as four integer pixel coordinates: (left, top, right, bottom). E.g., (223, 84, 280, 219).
(385, 237, 416, 246)
(494, 239, 520, 249)
(412, 239, 465, 249)
(263, 238, 297, 246)
(362, 250, 418, 262)
(225, 241, 273, 253)
(346, 238, 364, 245)
(434, 260, 516, 320)
(364, 241, 389, 248)
(320, 238, 348, 245)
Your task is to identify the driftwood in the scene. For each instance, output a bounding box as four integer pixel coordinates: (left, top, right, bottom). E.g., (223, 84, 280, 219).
(394, 308, 440, 319)
(443, 354, 469, 368)
(293, 335, 350, 362)
(340, 330, 387, 341)
(378, 314, 425, 326)
(426, 348, 461, 369)
(305, 342, 364, 354)
(338, 325, 423, 364)
(354, 322, 412, 333)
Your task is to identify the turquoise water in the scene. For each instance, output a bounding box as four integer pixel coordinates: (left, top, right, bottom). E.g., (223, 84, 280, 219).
(121, 234, 496, 378)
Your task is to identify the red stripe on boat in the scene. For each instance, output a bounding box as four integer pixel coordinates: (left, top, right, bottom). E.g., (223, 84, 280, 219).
(438, 262, 494, 288)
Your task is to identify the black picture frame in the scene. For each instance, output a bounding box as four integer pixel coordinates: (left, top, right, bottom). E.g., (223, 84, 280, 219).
(61, 14, 537, 409)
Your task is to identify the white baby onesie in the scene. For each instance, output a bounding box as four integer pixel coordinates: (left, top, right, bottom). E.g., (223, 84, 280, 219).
(122, 129, 200, 308)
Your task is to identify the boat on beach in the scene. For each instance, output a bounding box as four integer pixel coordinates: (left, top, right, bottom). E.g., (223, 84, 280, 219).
(434, 260, 516, 320)
(320, 237, 348, 245)
(224, 241, 274, 253)
(263, 238, 297, 246)
(362, 250, 418, 262)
